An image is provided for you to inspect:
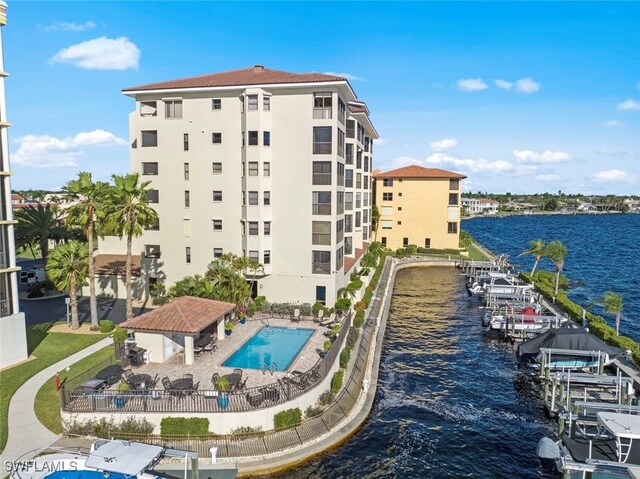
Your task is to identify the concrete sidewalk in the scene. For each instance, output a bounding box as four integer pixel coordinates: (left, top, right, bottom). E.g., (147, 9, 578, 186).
(1, 337, 112, 466)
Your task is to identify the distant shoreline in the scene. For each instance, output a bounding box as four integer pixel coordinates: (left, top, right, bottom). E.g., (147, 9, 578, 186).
(462, 210, 632, 220)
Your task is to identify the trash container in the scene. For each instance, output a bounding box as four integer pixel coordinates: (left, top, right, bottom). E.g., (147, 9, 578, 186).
(128, 347, 146, 367)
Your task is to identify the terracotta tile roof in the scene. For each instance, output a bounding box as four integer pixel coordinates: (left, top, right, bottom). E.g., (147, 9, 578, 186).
(344, 242, 370, 273)
(349, 106, 366, 113)
(123, 65, 347, 92)
(94, 254, 141, 277)
(121, 296, 235, 334)
(374, 165, 466, 179)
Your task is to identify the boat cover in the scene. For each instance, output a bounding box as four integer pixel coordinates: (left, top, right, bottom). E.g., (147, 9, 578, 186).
(516, 325, 623, 362)
(85, 440, 164, 476)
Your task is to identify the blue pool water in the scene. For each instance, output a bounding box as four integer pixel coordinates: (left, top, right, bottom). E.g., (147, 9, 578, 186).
(45, 472, 133, 479)
(222, 326, 315, 371)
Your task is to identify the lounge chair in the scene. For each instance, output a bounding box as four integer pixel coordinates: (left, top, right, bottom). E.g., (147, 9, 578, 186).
(161, 377, 172, 390)
(203, 342, 216, 354)
(319, 313, 336, 327)
(291, 308, 301, 323)
(194, 346, 204, 357)
(314, 310, 324, 323)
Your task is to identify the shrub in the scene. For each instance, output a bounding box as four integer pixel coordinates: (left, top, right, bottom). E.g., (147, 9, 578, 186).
(346, 327, 359, 348)
(117, 416, 154, 435)
(335, 298, 351, 312)
(323, 340, 332, 352)
(331, 370, 344, 393)
(354, 310, 365, 328)
(99, 320, 115, 333)
(340, 347, 351, 368)
(230, 425, 263, 436)
(117, 381, 131, 391)
(112, 327, 129, 342)
(349, 279, 363, 290)
(354, 301, 367, 311)
(304, 405, 323, 418)
(318, 390, 334, 406)
(350, 273, 360, 282)
(64, 416, 153, 437)
(160, 417, 209, 437)
(274, 408, 302, 430)
(299, 303, 313, 316)
(254, 295, 266, 307)
(406, 244, 418, 254)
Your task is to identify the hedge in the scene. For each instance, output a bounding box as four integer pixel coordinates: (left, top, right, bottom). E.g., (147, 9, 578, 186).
(354, 310, 365, 328)
(99, 320, 115, 333)
(160, 417, 209, 437)
(340, 347, 351, 368)
(64, 416, 153, 437)
(346, 327, 359, 348)
(274, 408, 302, 430)
(331, 370, 344, 393)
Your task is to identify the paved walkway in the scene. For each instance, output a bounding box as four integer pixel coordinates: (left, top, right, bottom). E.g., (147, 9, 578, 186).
(0, 337, 112, 466)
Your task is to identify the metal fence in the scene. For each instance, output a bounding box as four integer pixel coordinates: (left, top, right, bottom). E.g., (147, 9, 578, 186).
(62, 258, 394, 459)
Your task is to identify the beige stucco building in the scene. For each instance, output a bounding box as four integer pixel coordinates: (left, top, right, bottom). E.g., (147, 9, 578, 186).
(98, 65, 378, 306)
(373, 165, 466, 251)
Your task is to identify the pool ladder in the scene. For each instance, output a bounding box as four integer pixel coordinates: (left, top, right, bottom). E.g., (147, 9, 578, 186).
(262, 362, 278, 376)
(260, 317, 270, 327)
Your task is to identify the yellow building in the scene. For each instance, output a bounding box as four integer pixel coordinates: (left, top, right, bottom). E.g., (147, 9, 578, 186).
(373, 165, 466, 250)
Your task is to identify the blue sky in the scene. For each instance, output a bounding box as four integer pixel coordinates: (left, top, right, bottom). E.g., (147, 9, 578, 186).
(4, 1, 639, 194)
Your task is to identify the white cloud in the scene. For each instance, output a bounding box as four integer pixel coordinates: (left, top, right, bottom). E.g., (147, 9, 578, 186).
(617, 98, 640, 111)
(535, 174, 561, 182)
(604, 120, 624, 127)
(456, 78, 488, 92)
(373, 138, 387, 146)
(12, 129, 126, 168)
(596, 149, 630, 159)
(322, 72, 363, 81)
(429, 137, 458, 152)
(40, 21, 96, 33)
(514, 77, 540, 93)
(425, 152, 535, 175)
(494, 79, 513, 90)
(513, 149, 570, 164)
(50, 36, 140, 70)
(589, 169, 633, 183)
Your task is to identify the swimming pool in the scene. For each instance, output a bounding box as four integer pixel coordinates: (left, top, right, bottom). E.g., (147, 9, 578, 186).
(222, 326, 315, 371)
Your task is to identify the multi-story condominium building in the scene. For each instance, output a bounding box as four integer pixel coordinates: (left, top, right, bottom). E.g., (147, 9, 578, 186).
(373, 165, 465, 251)
(461, 197, 499, 215)
(0, 0, 28, 368)
(98, 66, 378, 306)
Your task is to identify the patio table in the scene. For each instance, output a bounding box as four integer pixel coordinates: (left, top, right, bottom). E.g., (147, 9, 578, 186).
(128, 374, 152, 389)
(195, 335, 213, 348)
(169, 378, 193, 390)
(222, 373, 241, 388)
(95, 365, 123, 386)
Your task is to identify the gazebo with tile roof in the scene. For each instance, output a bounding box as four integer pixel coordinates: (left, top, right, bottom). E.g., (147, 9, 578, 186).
(120, 296, 235, 365)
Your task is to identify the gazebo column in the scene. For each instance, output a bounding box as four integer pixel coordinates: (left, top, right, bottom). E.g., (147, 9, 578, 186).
(217, 318, 225, 341)
(184, 335, 195, 365)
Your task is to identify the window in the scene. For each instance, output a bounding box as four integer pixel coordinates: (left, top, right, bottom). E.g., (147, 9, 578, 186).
(248, 191, 258, 205)
(248, 222, 259, 235)
(264, 191, 271, 205)
(183, 163, 189, 180)
(183, 133, 189, 151)
(140, 101, 157, 117)
(212, 99, 222, 110)
(356, 192, 361, 209)
(345, 214, 353, 233)
(212, 191, 222, 202)
(338, 98, 346, 124)
(382, 206, 393, 216)
(346, 120, 355, 139)
(316, 286, 326, 305)
(337, 191, 344, 214)
(399, 192, 403, 197)
(212, 219, 223, 231)
(263, 131, 270, 146)
(397, 220, 402, 225)
(146, 189, 159, 203)
(141, 130, 158, 147)
(356, 151, 362, 169)
(335, 246, 343, 271)
(346, 143, 354, 165)
(363, 209, 369, 223)
(312, 251, 331, 274)
(355, 211, 361, 227)
(338, 129, 345, 157)
(364, 136, 370, 153)
(212, 162, 222, 174)
(145, 244, 161, 258)
(241, 191, 245, 206)
(249, 250, 259, 262)
(312, 162, 332, 185)
(142, 162, 158, 175)
(448, 222, 458, 234)
(312, 191, 331, 215)
(312, 221, 331, 245)
(313, 92, 332, 119)
(248, 162, 259, 176)
(398, 207, 402, 211)
(263, 96, 271, 111)
(345, 169, 353, 188)
(449, 193, 459, 206)
(264, 221, 271, 235)
(344, 236, 353, 255)
(336, 219, 344, 244)
(383, 192, 393, 201)
(345, 192, 353, 210)
(403, 237, 409, 247)
(356, 173, 362, 189)
(185, 247, 191, 263)
(247, 95, 258, 110)
(337, 162, 345, 186)
(165, 100, 182, 119)
(147, 217, 160, 231)
(364, 175, 369, 189)
(381, 237, 387, 247)
(264, 250, 271, 264)
(184, 190, 190, 208)
(313, 127, 332, 154)
(263, 162, 271, 176)
(248, 131, 258, 146)
(381, 220, 393, 229)
(212, 132, 222, 144)
(424, 238, 431, 249)
(450, 179, 459, 190)
(214, 247, 223, 258)
(363, 225, 369, 240)
(364, 157, 369, 172)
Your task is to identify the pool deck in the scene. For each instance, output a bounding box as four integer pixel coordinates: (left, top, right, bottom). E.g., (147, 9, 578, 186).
(124, 318, 331, 391)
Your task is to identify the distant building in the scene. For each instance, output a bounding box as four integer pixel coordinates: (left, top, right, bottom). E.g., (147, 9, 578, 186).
(461, 197, 499, 215)
(10, 193, 25, 204)
(0, 0, 28, 368)
(373, 165, 466, 250)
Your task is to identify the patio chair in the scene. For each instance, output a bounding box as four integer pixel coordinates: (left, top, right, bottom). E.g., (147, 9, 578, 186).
(123, 369, 133, 380)
(203, 342, 216, 354)
(185, 382, 200, 399)
(319, 313, 336, 327)
(194, 347, 204, 357)
(235, 378, 247, 391)
(291, 308, 301, 323)
(211, 373, 220, 388)
(161, 377, 172, 390)
(314, 309, 324, 323)
(233, 368, 243, 379)
(183, 373, 193, 380)
(151, 374, 159, 388)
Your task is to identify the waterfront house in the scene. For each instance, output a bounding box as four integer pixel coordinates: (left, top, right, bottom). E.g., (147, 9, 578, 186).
(461, 197, 499, 216)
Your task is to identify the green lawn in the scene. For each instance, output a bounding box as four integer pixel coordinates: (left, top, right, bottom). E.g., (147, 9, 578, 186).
(466, 242, 490, 261)
(35, 345, 114, 435)
(16, 246, 40, 260)
(0, 323, 107, 453)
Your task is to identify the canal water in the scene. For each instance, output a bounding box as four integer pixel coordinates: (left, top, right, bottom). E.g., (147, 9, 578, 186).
(266, 267, 558, 478)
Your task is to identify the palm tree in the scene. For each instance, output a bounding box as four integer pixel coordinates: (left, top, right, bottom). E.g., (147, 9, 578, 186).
(371, 205, 380, 240)
(360, 251, 378, 274)
(14, 204, 65, 265)
(519, 239, 546, 276)
(63, 172, 110, 330)
(545, 240, 568, 295)
(337, 285, 357, 301)
(46, 241, 89, 330)
(602, 292, 624, 336)
(368, 241, 385, 259)
(104, 174, 158, 320)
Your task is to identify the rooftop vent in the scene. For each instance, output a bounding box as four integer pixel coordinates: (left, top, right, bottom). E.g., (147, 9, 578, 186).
(253, 65, 265, 72)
